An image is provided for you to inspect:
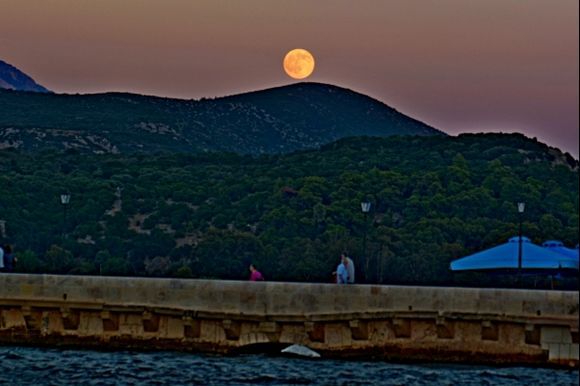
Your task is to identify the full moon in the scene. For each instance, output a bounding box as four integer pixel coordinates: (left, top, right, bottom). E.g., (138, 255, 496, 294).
(283, 48, 315, 79)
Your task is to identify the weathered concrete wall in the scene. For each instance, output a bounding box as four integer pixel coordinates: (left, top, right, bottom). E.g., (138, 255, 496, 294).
(0, 274, 578, 367)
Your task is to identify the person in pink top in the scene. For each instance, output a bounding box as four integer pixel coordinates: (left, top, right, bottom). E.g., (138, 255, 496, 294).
(249, 264, 264, 281)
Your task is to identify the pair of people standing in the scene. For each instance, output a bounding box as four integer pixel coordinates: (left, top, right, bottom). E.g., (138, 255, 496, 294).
(335, 253, 355, 284)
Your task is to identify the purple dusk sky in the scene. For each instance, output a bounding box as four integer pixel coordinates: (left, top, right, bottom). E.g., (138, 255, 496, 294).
(1, 0, 578, 155)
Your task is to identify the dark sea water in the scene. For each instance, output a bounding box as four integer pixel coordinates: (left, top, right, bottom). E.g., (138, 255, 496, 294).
(1, 346, 578, 386)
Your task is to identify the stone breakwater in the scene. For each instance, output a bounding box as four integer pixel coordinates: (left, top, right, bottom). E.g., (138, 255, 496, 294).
(0, 274, 578, 367)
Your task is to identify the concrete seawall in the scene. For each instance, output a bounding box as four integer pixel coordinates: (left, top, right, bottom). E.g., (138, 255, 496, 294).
(0, 274, 578, 367)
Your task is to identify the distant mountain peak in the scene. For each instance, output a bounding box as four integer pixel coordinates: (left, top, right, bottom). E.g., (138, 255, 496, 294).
(226, 82, 445, 136)
(0, 59, 50, 93)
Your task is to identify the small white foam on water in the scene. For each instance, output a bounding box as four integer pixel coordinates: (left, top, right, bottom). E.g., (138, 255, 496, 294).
(281, 344, 321, 358)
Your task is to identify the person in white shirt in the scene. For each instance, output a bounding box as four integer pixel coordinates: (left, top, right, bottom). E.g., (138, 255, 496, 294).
(341, 252, 355, 284)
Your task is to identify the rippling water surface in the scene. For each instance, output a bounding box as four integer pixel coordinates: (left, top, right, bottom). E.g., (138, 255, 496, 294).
(1, 346, 578, 386)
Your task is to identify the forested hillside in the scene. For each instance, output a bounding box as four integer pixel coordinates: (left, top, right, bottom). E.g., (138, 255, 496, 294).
(0, 133, 577, 286)
(0, 83, 440, 155)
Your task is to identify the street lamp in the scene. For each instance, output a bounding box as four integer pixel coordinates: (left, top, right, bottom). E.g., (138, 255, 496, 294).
(61, 193, 71, 238)
(517, 202, 525, 280)
(361, 201, 371, 282)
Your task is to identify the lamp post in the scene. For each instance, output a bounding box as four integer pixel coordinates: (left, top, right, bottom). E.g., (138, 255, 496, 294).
(61, 193, 71, 238)
(517, 202, 525, 280)
(361, 201, 371, 282)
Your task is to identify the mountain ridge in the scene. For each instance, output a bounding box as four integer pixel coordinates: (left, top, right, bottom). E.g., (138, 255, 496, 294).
(0, 82, 443, 154)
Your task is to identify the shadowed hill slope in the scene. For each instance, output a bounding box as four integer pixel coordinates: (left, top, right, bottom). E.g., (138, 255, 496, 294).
(0, 82, 442, 154)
